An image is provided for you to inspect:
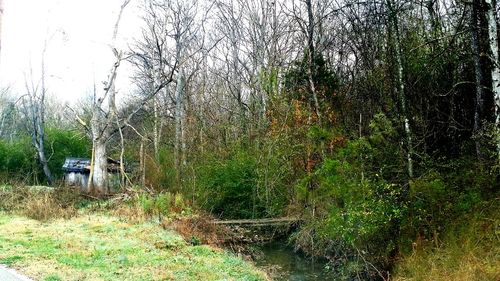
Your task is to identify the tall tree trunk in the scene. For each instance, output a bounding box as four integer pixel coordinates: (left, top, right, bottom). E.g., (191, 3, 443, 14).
(258, 0, 270, 127)
(93, 138, 108, 194)
(24, 44, 54, 185)
(426, 0, 441, 40)
(485, 0, 500, 160)
(35, 138, 53, 185)
(306, 0, 322, 125)
(388, 0, 414, 178)
(152, 60, 162, 161)
(40, 51, 53, 184)
(230, 29, 246, 137)
(89, 88, 111, 193)
(35, 125, 53, 185)
(471, 0, 485, 158)
(90, 98, 109, 193)
(153, 96, 160, 161)
(87, 0, 130, 194)
(140, 138, 146, 187)
(175, 68, 186, 181)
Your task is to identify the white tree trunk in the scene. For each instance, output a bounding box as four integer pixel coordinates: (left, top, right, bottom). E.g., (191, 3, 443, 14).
(36, 140, 53, 185)
(86, 0, 129, 194)
(38, 48, 53, 185)
(306, 0, 322, 125)
(90, 93, 111, 194)
(485, 0, 500, 159)
(22, 42, 53, 185)
(388, 0, 414, 178)
(93, 138, 108, 194)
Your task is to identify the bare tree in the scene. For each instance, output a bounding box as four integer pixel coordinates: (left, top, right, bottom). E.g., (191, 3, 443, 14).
(86, 0, 176, 193)
(20, 51, 53, 185)
(87, 0, 131, 193)
(132, 0, 203, 183)
(287, 0, 324, 125)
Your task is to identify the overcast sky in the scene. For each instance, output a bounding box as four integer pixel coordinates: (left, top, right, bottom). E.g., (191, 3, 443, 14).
(0, 0, 143, 103)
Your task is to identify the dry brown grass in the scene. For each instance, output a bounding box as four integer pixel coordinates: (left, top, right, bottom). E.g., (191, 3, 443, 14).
(0, 185, 80, 221)
(110, 198, 148, 223)
(393, 198, 500, 281)
(23, 192, 77, 221)
(170, 214, 228, 247)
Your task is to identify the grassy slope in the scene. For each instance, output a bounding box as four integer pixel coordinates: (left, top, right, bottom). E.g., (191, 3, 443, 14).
(393, 198, 500, 281)
(0, 213, 267, 281)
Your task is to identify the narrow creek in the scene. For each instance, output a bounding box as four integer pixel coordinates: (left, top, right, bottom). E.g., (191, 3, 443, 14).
(254, 241, 335, 280)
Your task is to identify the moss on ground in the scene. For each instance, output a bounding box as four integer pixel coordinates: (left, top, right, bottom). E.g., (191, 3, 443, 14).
(0, 213, 267, 281)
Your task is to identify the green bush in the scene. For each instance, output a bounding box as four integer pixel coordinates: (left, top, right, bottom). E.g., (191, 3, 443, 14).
(197, 151, 263, 219)
(292, 114, 406, 279)
(143, 147, 177, 190)
(45, 127, 91, 180)
(293, 156, 403, 279)
(0, 137, 36, 182)
(0, 128, 90, 184)
(136, 191, 191, 219)
(138, 192, 171, 217)
(401, 158, 497, 250)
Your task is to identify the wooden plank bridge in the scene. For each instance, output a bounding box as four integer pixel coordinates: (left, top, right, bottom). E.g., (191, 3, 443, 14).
(213, 217, 301, 227)
(212, 217, 301, 243)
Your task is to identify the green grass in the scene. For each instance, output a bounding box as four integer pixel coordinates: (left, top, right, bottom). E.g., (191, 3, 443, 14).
(0, 213, 267, 281)
(393, 198, 500, 281)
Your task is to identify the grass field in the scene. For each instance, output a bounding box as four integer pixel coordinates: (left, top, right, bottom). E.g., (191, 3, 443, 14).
(0, 212, 267, 281)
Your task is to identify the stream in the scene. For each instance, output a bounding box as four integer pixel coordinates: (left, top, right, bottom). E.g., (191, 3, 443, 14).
(254, 241, 335, 280)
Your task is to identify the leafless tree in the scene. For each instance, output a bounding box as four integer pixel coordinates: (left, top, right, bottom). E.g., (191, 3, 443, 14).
(20, 51, 53, 185)
(88, 0, 176, 193)
(132, 0, 216, 185)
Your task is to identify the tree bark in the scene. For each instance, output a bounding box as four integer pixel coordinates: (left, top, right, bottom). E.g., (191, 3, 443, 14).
(23, 43, 54, 185)
(388, 0, 414, 178)
(153, 96, 160, 161)
(140, 138, 146, 188)
(93, 137, 108, 194)
(485, 0, 500, 160)
(471, 0, 485, 158)
(90, 97, 110, 193)
(426, 0, 441, 40)
(306, 0, 322, 125)
(175, 68, 186, 177)
(87, 0, 130, 193)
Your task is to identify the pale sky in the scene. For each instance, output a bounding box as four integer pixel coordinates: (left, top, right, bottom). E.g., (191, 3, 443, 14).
(0, 0, 143, 103)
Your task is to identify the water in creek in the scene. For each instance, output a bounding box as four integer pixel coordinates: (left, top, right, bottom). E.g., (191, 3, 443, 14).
(254, 241, 335, 281)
